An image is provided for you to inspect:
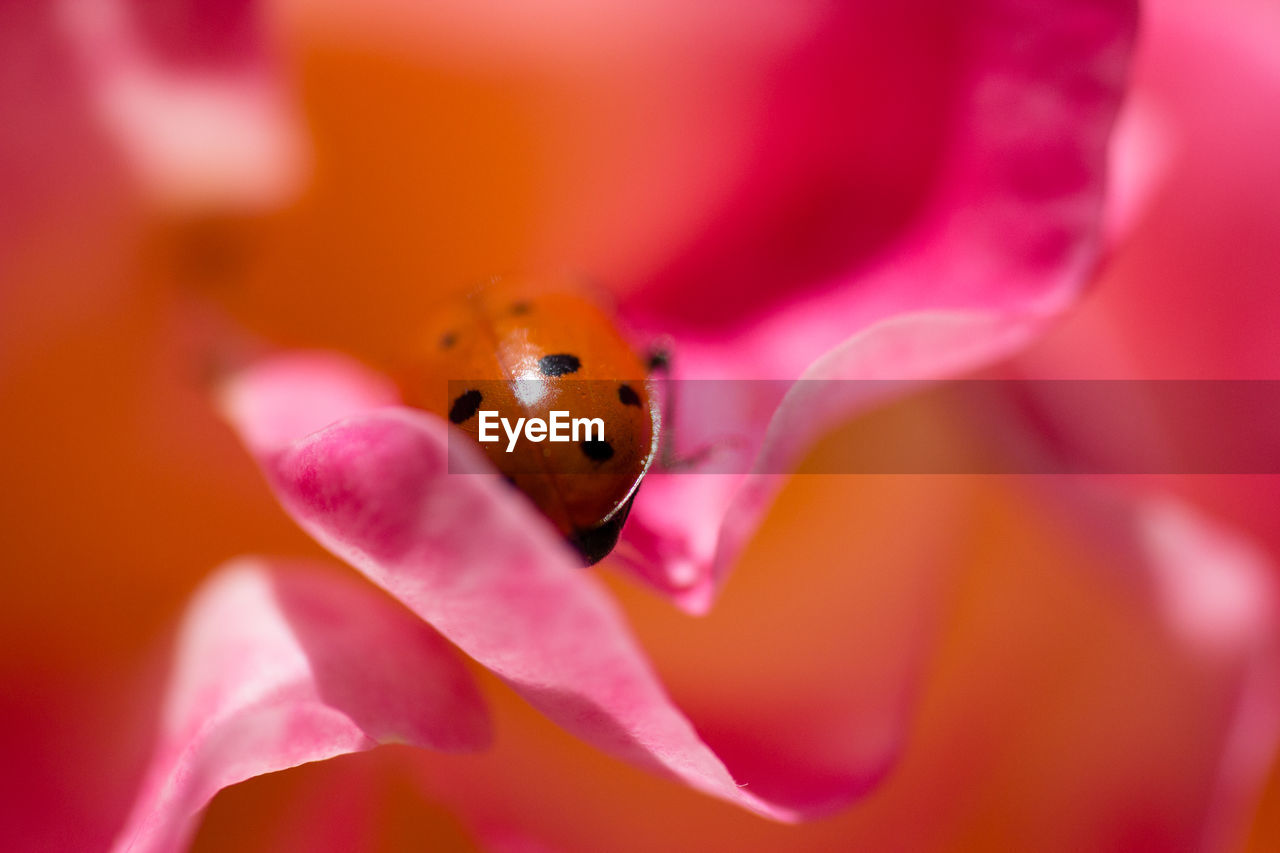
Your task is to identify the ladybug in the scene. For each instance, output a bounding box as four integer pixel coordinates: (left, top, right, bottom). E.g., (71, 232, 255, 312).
(396, 275, 660, 565)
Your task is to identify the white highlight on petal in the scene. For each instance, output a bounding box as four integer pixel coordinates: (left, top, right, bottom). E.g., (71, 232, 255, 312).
(1138, 498, 1277, 660)
(58, 0, 308, 210)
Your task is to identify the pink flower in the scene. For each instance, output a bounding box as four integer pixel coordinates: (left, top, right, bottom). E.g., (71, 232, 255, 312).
(1016, 0, 1280, 561)
(97, 0, 1187, 849)
(15, 0, 1279, 850)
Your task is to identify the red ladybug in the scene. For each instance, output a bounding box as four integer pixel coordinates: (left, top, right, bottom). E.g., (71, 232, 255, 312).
(396, 275, 660, 564)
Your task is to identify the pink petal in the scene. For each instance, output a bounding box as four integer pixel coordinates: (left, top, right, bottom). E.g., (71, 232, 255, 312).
(406, 486, 1280, 852)
(2, 0, 305, 372)
(623, 0, 1136, 366)
(611, 473, 743, 614)
(1, 1, 135, 322)
(1017, 0, 1280, 561)
(112, 558, 489, 853)
(216, 349, 401, 460)
(1102, 92, 1176, 248)
(615, 0, 1137, 601)
(715, 310, 1043, 585)
(57, 0, 307, 210)
(220, 354, 892, 819)
(622, 310, 1046, 609)
(1036, 488, 1280, 852)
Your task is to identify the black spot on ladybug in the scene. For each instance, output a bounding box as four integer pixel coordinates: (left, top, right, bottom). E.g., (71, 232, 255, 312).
(539, 354, 581, 377)
(440, 331, 457, 350)
(618, 384, 641, 407)
(510, 301, 531, 316)
(449, 389, 483, 423)
(580, 438, 614, 462)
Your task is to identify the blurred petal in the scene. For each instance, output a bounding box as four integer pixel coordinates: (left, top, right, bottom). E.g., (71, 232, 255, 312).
(219, 353, 896, 819)
(1025, 485, 1280, 852)
(1018, 0, 1280, 562)
(624, 0, 1136, 370)
(189, 0, 1136, 611)
(203, 0, 1132, 365)
(612, 474, 740, 614)
(618, 0, 1137, 602)
(187, 748, 483, 852)
(1138, 500, 1280, 852)
(1, 0, 135, 317)
(217, 349, 401, 459)
(57, 0, 307, 210)
(405, 478, 1280, 852)
(1026, 0, 1280, 382)
(113, 558, 489, 853)
(1102, 92, 1175, 248)
(625, 310, 1043, 606)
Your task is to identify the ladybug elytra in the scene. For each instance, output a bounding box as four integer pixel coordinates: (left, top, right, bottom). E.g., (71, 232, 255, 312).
(396, 275, 660, 565)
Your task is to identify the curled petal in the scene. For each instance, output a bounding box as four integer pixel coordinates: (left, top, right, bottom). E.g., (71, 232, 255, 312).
(625, 0, 1137, 370)
(217, 349, 400, 459)
(409, 485, 1280, 852)
(618, 0, 1138, 602)
(720, 311, 1041, 579)
(113, 558, 489, 853)
(622, 310, 1043, 608)
(221, 353, 890, 819)
(1019, 0, 1280, 564)
(599, 314, 1048, 820)
(611, 473, 740, 614)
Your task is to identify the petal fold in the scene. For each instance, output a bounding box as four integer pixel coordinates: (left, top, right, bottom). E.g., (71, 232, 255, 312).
(625, 0, 1137, 367)
(221, 353, 891, 819)
(624, 310, 1043, 607)
(113, 558, 489, 853)
(618, 0, 1139, 602)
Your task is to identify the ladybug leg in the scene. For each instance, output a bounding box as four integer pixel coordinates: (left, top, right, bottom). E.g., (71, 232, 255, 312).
(644, 340, 720, 471)
(646, 346, 672, 374)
